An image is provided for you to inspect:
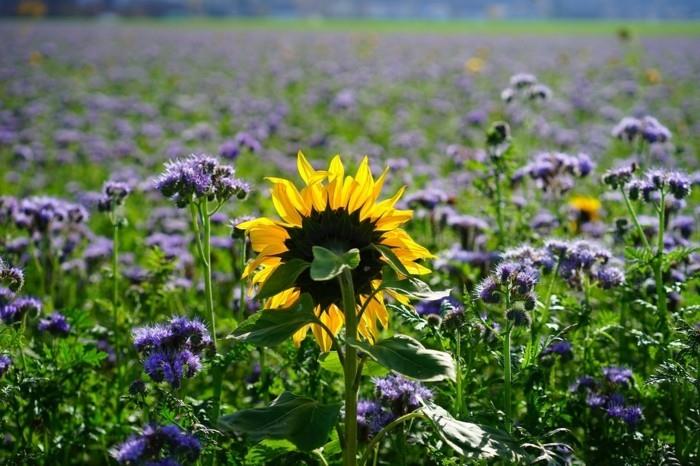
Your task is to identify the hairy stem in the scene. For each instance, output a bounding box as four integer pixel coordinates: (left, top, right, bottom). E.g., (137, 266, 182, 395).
(339, 269, 358, 466)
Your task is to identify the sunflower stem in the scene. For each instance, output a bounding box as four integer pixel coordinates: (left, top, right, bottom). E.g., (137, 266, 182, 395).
(339, 268, 359, 466)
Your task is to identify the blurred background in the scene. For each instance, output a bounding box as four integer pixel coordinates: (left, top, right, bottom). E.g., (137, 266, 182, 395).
(2, 0, 700, 20)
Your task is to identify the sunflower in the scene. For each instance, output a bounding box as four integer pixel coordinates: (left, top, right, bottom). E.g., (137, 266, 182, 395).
(237, 152, 433, 351)
(569, 195, 602, 233)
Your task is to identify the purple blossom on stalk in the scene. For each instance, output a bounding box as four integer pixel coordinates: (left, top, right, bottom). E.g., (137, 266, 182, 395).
(97, 180, 130, 212)
(373, 374, 433, 416)
(603, 366, 633, 386)
(1, 296, 42, 324)
(541, 340, 573, 361)
(38, 312, 71, 336)
(0, 354, 10, 377)
(132, 316, 211, 388)
(111, 424, 201, 465)
(155, 154, 250, 208)
(0, 261, 24, 292)
(357, 400, 394, 441)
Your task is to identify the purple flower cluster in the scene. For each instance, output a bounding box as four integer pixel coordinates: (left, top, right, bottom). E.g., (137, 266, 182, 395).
(513, 151, 594, 196)
(357, 400, 395, 441)
(155, 154, 250, 208)
(0, 259, 24, 292)
(501, 73, 552, 103)
(218, 131, 262, 159)
(373, 374, 434, 417)
(476, 254, 541, 325)
(612, 115, 671, 144)
(570, 367, 643, 427)
(38, 311, 71, 336)
(541, 340, 574, 363)
(6, 196, 88, 234)
(97, 180, 131, 212)
(627, 169, 692, 202)
(0, 354, 10, 378)
(546, 240, 624, 289)
(1, 296, 42, 324)
(111, 424, 201, 465)
(132, 316, 211, 388)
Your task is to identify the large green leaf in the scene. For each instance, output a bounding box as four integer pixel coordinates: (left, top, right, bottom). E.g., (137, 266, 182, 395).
(381, 266, 452, 301)
(244, 439, 296, 465)
(228, 294, 315, 347)
(351, 334, 455, 382)
(220, 392, 341, 451)
(310, 246, 360, 281)
(256, 258, 309, 300)
(319, 351, 389, 377)
(421, 403, 523, 461)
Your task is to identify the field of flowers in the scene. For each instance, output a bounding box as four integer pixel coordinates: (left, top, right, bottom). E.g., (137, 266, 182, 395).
(1, 21, 699, 465)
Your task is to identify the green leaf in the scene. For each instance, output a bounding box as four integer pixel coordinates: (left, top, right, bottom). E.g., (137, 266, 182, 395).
(319, 351, 389, 377)
(381, 266, 451, 301)
(310, 246, 360, 281)
(220, 391, 341, 451)
(244, 439, 297, 465)
(257, 258, 310, 300)
(229, 294, 315, 346)
(373, 243, 412, 276)
(421, 403, 523, 461)
(351, 334, 455, 382)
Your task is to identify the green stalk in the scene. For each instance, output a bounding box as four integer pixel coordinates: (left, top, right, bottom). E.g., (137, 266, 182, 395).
(200, 200, 217, 350)
(620, 187, 652, 251)
(454, 329, 463, 418)
(503, 320, 513, 434)
(654, 190, 668, 339)
(112, 217, 121, 372)
(339, 269, 358, 466)
(493, 164, 506, 248)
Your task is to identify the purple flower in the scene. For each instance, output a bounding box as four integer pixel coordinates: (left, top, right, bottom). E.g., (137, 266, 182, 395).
(611, 117, 642, 142)
(594, 266, 625, 289)
(0, 354, 11, 378)
(475, 276, 500, 304)
(357, 400, 394, 441)
(132, 317, 211, 388)
(155, 154, 249, 208)
(603, 366, 633, 386)
(1, 296, 42, 324)
(621, 406, 644, 426)
(97, 180, 131, 212)
(640, 116, 671, 144)
(38, 312, 71, 336)
(569, 375, 597, 392)
(373, 374, 433, 416)
(586, 393, 607, 408)
(111, 424, 200, 465)
(542, 340, 573, 360)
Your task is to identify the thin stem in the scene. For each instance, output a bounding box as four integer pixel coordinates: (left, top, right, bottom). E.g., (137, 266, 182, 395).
(313, 450, 330, 466)
(620, 188, 652, 252)
(339, 269, 358, 466)
(493, 163, 506, 248)
(654, 191, 669, 339)
(112, 218, 121, 371)
(503, 321, 513, 434)
(454, 329, 463, 418)
(359, 411, 424, 466)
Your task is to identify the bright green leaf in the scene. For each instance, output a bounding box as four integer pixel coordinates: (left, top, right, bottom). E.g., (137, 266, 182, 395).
(373, 244, 413, 276)
(421, 403, 523, 461)
(310, 246, 360, 281)
(319, 351, 389, 377)
(220, 391, 341, 451)
(351, 334, 455, 382)
(244, 439, 297, 465)
(229, 294, 315, 347)
(256, 258, 310, 300)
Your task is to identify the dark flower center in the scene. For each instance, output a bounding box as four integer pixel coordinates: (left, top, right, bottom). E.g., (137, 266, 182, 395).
(280, 207, 385, 309)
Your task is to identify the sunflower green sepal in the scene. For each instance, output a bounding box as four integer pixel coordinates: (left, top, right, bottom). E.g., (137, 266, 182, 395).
(219, 391, 341, 452)
(228, 294, 315, 347)
(349, 334, 456, 382)
(310, 246, 360, 281)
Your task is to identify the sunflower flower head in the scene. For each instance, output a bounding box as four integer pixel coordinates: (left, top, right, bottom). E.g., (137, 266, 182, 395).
(569, 195, 601, 233)
(237, 151, 433, 351)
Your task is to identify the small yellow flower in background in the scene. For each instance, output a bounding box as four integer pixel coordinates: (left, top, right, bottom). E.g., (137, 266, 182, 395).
(464, 56, 485, 74)
(237, 152, 433, 351)
(29, 51, 43, 66)
(645, 68, 662, 85)
(569, 195, 602, 233)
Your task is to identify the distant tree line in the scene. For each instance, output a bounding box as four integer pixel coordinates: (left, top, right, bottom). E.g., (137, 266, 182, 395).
(1, 0, 698, 19)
